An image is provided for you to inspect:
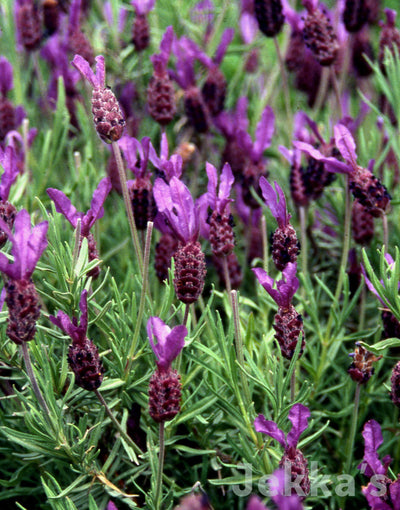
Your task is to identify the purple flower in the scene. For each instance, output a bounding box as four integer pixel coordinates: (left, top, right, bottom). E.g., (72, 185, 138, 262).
(0, 57, 14, 97)
(253, 263, 299, 309)
(359, 420, 400, 509)
(149, 133, 183, 181)
(131, 0, 156, 15)
(254, 404, 310, 450)
(118, 136, 151, 179)
(0, 146, 19, 201)
(0, 209, 48, 281)
(153, 176, 199, 243)
(47, 177, 112, 237)
(269, 469, 305, 509)
(49, 290, 88, 344)
(147, 317, 187, 370)
(72, 54, 106, 89)
(150, 26, 174, 77)
(246, 495, 269, 510)
(259, 177, 290, 229)
(170, 36, 197, 90)
(240, 0, 258, 44)
(238, 105, 275, 165)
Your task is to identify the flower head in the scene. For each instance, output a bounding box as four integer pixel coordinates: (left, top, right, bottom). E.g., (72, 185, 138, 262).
(150, 26, 174, 76)
(0, 146, 19, 201)
(153, 176, 199, 243)
(0, 57, 14, 97)
(147, 317, 187, 370)
(131, 0, 156, 15)
(254, 404, 310, 450)
(49, 290, 88, 345)
(0, 209, 48, 281)
(47, 177, 112, 237)
(253, 263, 299, 309)
(149, 133, 183, 181)
(260, 177, 290, 228)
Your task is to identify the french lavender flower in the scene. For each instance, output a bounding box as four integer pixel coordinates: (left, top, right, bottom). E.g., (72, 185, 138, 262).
(49, 290, 104, 391)
(379, 9, 400, 72)
(0, 209, 48, 344)
(42, 0, 61, 37)
(131, 0, 155, 52)
(358, 419, 400, 509)
(118, 135, 156, 230)
(246, 470, 304, 509)
(254, 0, 285, 38)
(147, 317, 187, 423)
(72, 54, 126, 143)
(147, 26, 176, 126)
(255, 404, 311, 500)
(294, 123, 390, 217)
(15, 0, 42, 52)
(68, 0, 94, 65)
(253, 262, 305, 359)
(348, 342, 382, 384)
(0, 57, 26, 142)
(198, 162, 235, 257)
(0, 147, 19, 248)
(260, 177, 300, 272)
(47, 177, 112, 279)
(302, 0, 339, 66)
(342, 0, 369, 33)
(153, 176, 206, 304)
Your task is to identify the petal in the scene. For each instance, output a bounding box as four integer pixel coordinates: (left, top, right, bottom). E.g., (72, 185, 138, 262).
(0, 56, 13, 96)
(286, 404, 310, 448)
(206, 162, 218, 208)
(218, 163, 234, 204)
(293, 141, 351, 174)
(147, 316, 171, 363)
(78, 290, 88, 334)
(119, 135, 139, 173)
(47, 188, 79, 227)
(160, 26, 174, 57)
(269, 469, 304, 508)
(0, 146, 19, 201)
(163, 324, 187, 367)
(214, 27, 234, 65)
(240, 12, 258, 44)
(259, 177, 287, 228)
(26, 220, 48, 278)
(71, 55, 98, 88)
(94, 55, 106, 88)
(253, 105, 275, 161)
(82, 177, 112, 234)
(252, 267, 281, 306)
(362, 419, 386, 476)
(334, 123, 357, 168)
(254, 414, 286, 447)
(246, 495, 269, 510)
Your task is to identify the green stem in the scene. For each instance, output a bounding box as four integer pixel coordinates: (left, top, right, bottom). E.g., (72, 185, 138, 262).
(344, 383, 361, 474)
(299, 205, 308, 278)
(222, 255, 232, 295)
(95, 389, 141, 463)
(382, 213, 389, 250)
(21, 343, 51, 422)
(290, 367, 296, 402)
(325, 176, 352, 343)
(71, 218, 82, 274)
(273, 36, 292, 130)
(331, 67, 344, 120)
(124, 222, 153, 379)
(231, 290, 252, 411)
(154, 422, 165, 510)
(111, 141, 143, 274)
(183, 303, 190, 328)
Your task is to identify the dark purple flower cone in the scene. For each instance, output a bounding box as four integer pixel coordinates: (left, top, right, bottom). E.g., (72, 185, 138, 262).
(147, 73, 176, 126)
(274, 304, 305, 360)
(212, 252, 243, 290)
(349, 166, 390, 217)
(285, 31, 307, 72)
(279, 447, 310, 500)
(0, 98, 16, 142)
(381, 310, 400, 340)
(352, 30, 374, 77)
(68, 337, 104, 391)
(351, 199, 374, 245)
(5, 279, 41, 344)
(132, 14, 150, 52)
(91, 87, 126, 143)
(184, 87, 209, 134)
(390, 361, 400, 408)
(303, 7, 339, 66)
(68, 31, 95, 66)
(294, 50, 323, 107)
(254, 0, 285, 38)
(0, 201, 17, 249)
(43, 0, 60, 36)
(221, 139, 247, 178)
(208, 210, 235, 257)
(148, 366, 181, 423)
(85, 232, 101, 279)
(174, 241, 206, 304)
(343, 0, 370, 33)
(379, 14, 400, 72)
(272, 224, 300, 272)
(16, 2, 42, 51)
(155, 232, 178, 283)
(304, 158, 335, 201)
(129, 177, 156, 231)
(290, 165, 309, 207)
(348, 343, 382, 384)
(201, 68, 226, 116)
(241, 162, 269, 209)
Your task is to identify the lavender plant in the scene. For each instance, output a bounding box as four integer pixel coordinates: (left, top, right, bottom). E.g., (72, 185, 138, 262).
(1, 1, 400, 509)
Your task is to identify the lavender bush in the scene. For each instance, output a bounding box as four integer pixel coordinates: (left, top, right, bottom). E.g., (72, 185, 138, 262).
(1, 1, 400, 509)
